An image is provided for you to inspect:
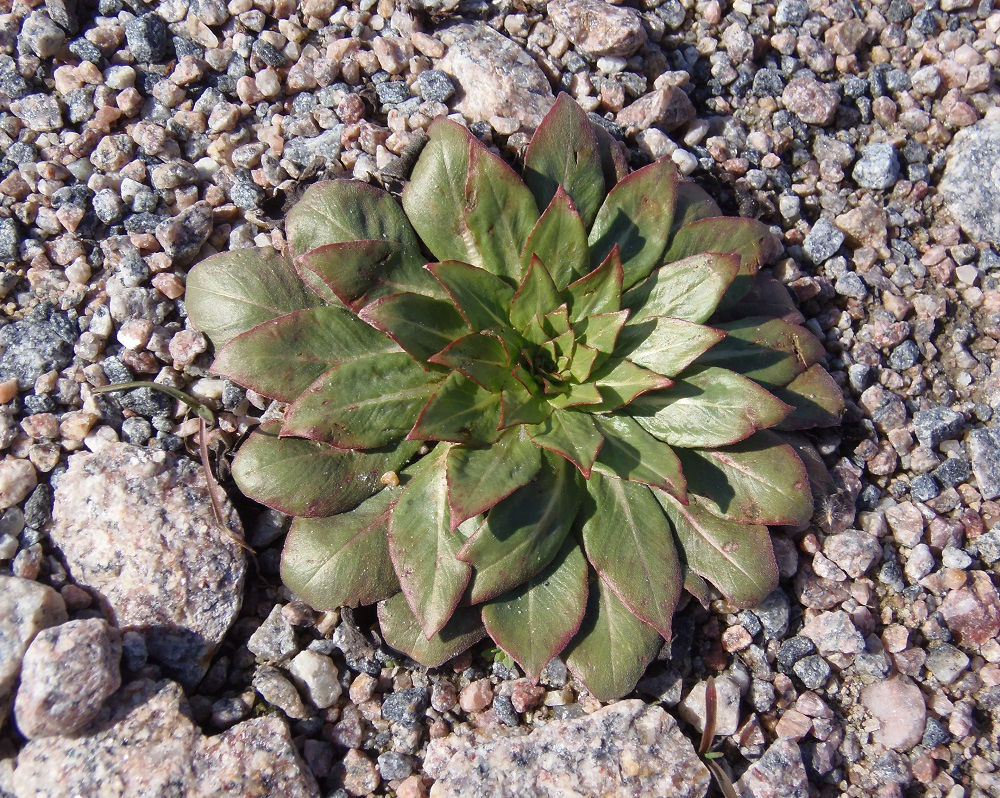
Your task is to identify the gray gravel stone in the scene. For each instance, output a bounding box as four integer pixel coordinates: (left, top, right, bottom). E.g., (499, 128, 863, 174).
(248, 606, 298, 664)
(253, 666, 309, 720)
(416, 69, 455, 102)
(125, 13, 168, 62)
(969, 427, 1000, 500)
(377, 751, 414, 781)
(155, 201, 213, 263)
(853, 143, 900, 190)
(792, 655, 832, 689)
(381, 687, 429, 727)
(9, 93, 63, 131)
(20, 11, 66, 58)
(375, 80, 411, 105)
(940, 119, 1000, 246)
(776, 636, 816, 672)
(975, 529, 1000, 564)
(888, 339, 920, 370)
(0, 303, 76, 390)
(933, 456, 971, 488)
(835, 271, 867, 298)
(737, 739, 809, 798)
(753, 589, 790, 639)
(803, 218, 845, 264)
(913, 407, 964, 449)
(775, 0, 809, 25)
(925, 643, 970, 684)
(0, 218, 20, 261)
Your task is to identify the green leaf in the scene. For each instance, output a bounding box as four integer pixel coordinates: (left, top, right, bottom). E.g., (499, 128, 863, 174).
(542, 306, 571, 337)
(676, 431, 813, 526)
(695, 317, 827, 390)
(409, 371, 503, 445)
(591, 358, 672, 411)
(523, 93, 605, 228)
(187, 248, 320, 349)
(388, 447, 472, 637)
(567, 344, 600, 384)
(574, 311, 629, 357)
(669, 181, 722, 235)
(564, 575, 662, 702)
(428, 332, 512, 392)
(661, 217, 772, 309)
(718, 270, 804, 325)
(773, 363, 845, 431)
(591, 415, 686, 499)
(565, 247, 624, 322)
(213, 305, 397, 402)
(282, 352, 441, 449)
(482, 535, 588, 681)
(657, 491, 779, 607)
(548, 382, 604, 409)
(510, 256, 562, 333)
(622, 253, 739, 325)
(358, 293, 469, 367)
(426, 260, 516, 331)
(460, 454, 583, 603)
(465, 143, 540, 283)
(446, 427, 543, 530)
(499, 377, 552, 429)
(588, 159, 680, 289)
(378, 592, 486, 668)
(594, 123, 629, 188)
(281, 487, 400, 609)
(526, 410, 604, 477)
(521, 186, 590, 289)
(614, 316, 725, 378)
(580, 473, 682, 639)
(231, 422, 419, 517)
(629, 367, 792, 448)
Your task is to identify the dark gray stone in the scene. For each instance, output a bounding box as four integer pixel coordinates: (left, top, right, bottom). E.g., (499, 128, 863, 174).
(752, 589, 790, 639)
(969, 427, 1000, 500)
(416, 69, 455, 102)
(125, 13, 168, 62)
(776, 636, 816, 672)
(888, 339, 920, 370)
(940, 119, 1000, 246)
(375, 80, 411, 106)
(0, 304, 76, 389)
(913, 407, 964, 448)
(380, 687, 428, 727)
(792, 655, 831, 689)
(933, 457, 971, 488)
(975, 529, 1000, 564)
(909, 474, 939, 502)
(775, 0, 809, 25)
(377, 751, 414, 780)
(492, 695, 519, 727)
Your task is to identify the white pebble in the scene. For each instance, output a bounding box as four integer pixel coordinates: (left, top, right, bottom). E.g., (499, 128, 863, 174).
(671, 148, 698, 175)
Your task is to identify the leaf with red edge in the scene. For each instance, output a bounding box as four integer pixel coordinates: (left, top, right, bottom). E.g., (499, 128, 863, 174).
(526, 410, 603, 477)
(623, 252, 740, 325)
(591, 414, 687, 499)
(565, 246, 624, 322)
(593, 123, 629, 188)
(499, 375, 552, 429)
(669, 180, 722, 236)
(521, 186, 590, 289)
(281, 486, 400, 610)
(408, 372, 503, 445)
(358, 293, 469, 367)
(580, 472, 682, 639)
(774, 363, 845, 431)
(591, 358, 672, 411)
(388, 446, 472, 637)
(510, 256, 562, 333)
(614, 316, 725, 379)
(676, 431, 814, 526)
(482, 535, 588, 681)
(523, 93, 605, 228)
(446, 426, 543, 531)
(428, 332, 512, 392)
(378, 592, 486, 668)
(548, 382, 603, 409)
(465, 142, 540, 283)
(588, 159, 680, 289)
(426, 260, 515, 331)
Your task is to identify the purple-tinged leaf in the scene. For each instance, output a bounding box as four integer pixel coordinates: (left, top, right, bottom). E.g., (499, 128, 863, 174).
(510, 256, 562, 333)
(446, 426, 543, 531)
(460, 453, 583, 603)
(358, 293, 469, 367)
(623, 252, 739, 325)
(593, 122, 629, 188)
(388, 447, 472, 637)
(670, 180, 722, 235)
(213, 305, 397, 402)
(591, 358, 673, 411)
(548, 382, 603, 409)
(523, 93, 605, 228)
(574, 311, 629, 357)
(591, 415, 687, 499)
(408, 372, 503, 445)
(525, 410, 603, 477)
(378, 592, 486, 668)
(426, 260, 515, 331)
(428, 333, 512, 392)
(231, 421, 419, 517)
(773, 363, 845, 431)
(499, 376, 552, 429)
(187, 247, 320, 349)
(563, 575, 663, 703)
(588, 159, 680, 289)
(614, 316, 725, 378)
(685, 571, 712, 608)
(716, 270, 805, 325)
(482, 535, 588, 682)
(521, 186, 590, 289)
(676, 431, 813, 526)
(282, 353, 442, 449)
(580, 473, 682, 639)
(281, 487, 400, 609)
(465, 142, 540, 283)
(656, 491, 779, 607)
(564, 246, 624, 322)
(630, 366, 793, 448)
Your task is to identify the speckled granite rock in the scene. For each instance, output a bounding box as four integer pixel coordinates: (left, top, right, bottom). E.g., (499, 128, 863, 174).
(425, 699, 709, 798)
(14, 619, 121, 739)
(735, 739, 809, 798)
(11, 679, 319, 798)
(437, 23, 554, 129)
(49, 443, 246, 689)
(548, 0, 647, 57)
(940, 119, 1000, 247)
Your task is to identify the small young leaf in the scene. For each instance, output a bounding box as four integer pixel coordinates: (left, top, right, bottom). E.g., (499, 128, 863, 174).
(499, 376, 552, 429)
(378, 592, 486, 668)
(622, 252, 739, 325)
(574, 311, 630, 357)
(526, 410, 604, 477)
(564, 246, 624, 322)
(409, 372, 503, 445)
(428, 333, 512, 392)
(773, 363, 846, 431)
(521, 186, 590, 289)
(548, 382, 604, 409)
(426, 260, 516, 331)
(614, 316, 726, 378)
(358, 293, 469, 367)
(510, 256, 562, 333)
(566, 344, 600, 384)
(591, 415, 687, 499)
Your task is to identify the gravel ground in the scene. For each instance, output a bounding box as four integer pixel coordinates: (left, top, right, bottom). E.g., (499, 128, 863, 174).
(1, 0, 1000, 796)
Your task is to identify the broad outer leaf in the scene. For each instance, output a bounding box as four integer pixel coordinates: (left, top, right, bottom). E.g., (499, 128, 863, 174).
(669, 180, 722, 235)
(358, 293, 469, 366)
(588, 159, 680, 289)
(427, 261, 515, 331)
(564, 575, 662, 702)
(409, 372, 503, 445)
(591, 415, 686, 499)
(213, 305, 396, 402)
(389, 447, 472, 637)
(774, 363, 845, 431)
(187, 248, 320, 349)
(696, 317, 826, 390)
(465, 143, 540, 283)
(510, 256, 562, 333)
(718, 270, 805, 325)
(676, 431, 813, 526)
(523, 93, 605, 228)
(591, 358, 672, 411)
(378, 592, 486, 668)
(281, 487, 400, 609)
(565, 247, 624, 322)
(446, 427, 543, 530)
(403, 118, 482, 266)
(614, 317, 726, 378)
(657, 491, 779, 607)
(526, 410, 603, 477)
(521, 186, 590, 289)
(460, 454, 582, 603)
(630, 366, 792, 448)
(482, 535, 588, 681)
(283, 352, 441, 448)
(623, 253, 739, 325)
(580, 473, 682, 638)
(231, 422, 419, 517)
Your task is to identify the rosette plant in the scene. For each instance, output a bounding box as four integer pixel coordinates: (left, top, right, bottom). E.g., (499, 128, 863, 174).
(186, 95, 843, 700)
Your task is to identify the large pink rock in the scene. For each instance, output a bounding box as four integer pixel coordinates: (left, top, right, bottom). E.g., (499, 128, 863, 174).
(938, 571, 1000, 647)
(860, 676, 926, 750)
